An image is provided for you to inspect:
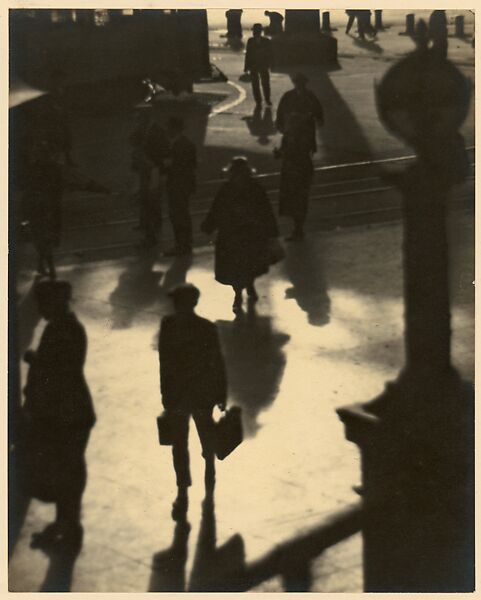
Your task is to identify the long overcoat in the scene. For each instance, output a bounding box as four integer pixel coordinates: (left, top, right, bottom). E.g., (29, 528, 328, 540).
(202, 179, 278, 288)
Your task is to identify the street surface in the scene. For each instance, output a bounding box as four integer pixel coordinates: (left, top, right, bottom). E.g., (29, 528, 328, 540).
(10, 13, 475, 592)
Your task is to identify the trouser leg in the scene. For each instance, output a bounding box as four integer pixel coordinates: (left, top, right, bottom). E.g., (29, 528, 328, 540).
(171, 413, 192, 488)
(260, 69, 271, 103)
(346, 14, 355, 33)
(250, 70, 262, 105)
(168, 189, 192, 252)
(193, 410, 216, 486)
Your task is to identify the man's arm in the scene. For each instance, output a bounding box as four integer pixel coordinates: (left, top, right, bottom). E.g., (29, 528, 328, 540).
(158, 319, 173, 409)
(244, 39, 252, 72)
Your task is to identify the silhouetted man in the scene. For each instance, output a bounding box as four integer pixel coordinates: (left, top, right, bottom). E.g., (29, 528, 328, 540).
(159, 284, 227, 521)
(429, 10, 448, 58)
(164, 117, 197, 256)
(225, 9, 243, 38)
(264, 10, 284, 35)
(276, 73, 324, 153)
(244, 23, 273, 106)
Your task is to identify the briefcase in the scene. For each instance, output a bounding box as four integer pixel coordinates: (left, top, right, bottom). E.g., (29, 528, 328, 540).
(215, 406, 243, 460)
(156, 411, 173, 446)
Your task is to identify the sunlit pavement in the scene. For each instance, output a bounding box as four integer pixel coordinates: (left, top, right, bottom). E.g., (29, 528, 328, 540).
(9, 208, 474, 591)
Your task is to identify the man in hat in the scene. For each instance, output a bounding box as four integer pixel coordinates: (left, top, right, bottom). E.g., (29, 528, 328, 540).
(163, 117, 197, 256)
(264, 10, 284, 36)
(244, 23, 273, 106)
(276, 73, 324, 153)
(159, 284, 227, 520)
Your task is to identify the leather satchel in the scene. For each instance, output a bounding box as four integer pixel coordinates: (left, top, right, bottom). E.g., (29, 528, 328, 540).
(215, 406, 243, 460)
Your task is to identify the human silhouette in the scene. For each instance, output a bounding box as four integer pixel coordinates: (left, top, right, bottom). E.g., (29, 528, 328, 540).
(242, 106, 276, 145)
(201, 157, 279, 313)
(21, 281, 95, 550)
(428, 10, 448, 58)
(244, 23, 273, 106)
(276, 73, 324, 154)
(264, 10, 284, 36)
(149, 521, 191, 591)
(224, 9, 243, 39)
(163, 117, 197, 257)
(159, 284, 227, 522)
(275, 112, 314, 241)
(129, 105, 169, 247)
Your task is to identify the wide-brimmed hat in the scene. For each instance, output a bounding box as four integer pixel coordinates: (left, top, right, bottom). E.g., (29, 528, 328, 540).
(167, 283, 200, 306)
(291, 72, 309, 85)
(222, 156, 257, 176)
(35, 280, 72, 303)
(252, 23, 264, 32)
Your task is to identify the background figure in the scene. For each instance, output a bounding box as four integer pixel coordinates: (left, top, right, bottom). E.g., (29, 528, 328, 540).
(225, 9, 243, 39)
(276, 112, 314, 241)
(276, 73, 324, 154)
(159, 284, 227, 522)
(345, 10, 356, 34)
(244, 23, 273, 107)
(428, 10, 448, 58)
(164, 117, 197, 256)
(21, 140, 109, 279)
(356, 10, 377, 39)
(201, 157, 279, 313)
(21, 281, 95, 550)
(264, 10, 284, 36)
(130, 106, 169, 247)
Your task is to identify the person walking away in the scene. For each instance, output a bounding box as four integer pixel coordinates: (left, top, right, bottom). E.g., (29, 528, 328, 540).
(264, 10, 284, 36)
(21, 281, 95, 549)
(276, 73, 324, 154)
(130, 106, 169, 247)
(201, 157, 279, 313)
(356, 10, 377, 39)
(428, 10, 448, 59)
(225, 9, 243, 39)
(159, 284, 227, 521)
(163, 117, 197, 256)
(244, 23, 273, 107)
(275, 112, 314, 241)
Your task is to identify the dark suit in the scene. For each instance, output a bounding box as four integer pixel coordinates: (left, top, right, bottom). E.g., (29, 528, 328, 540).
(276, 88, 324, 153)
(166, 135, 197, 252)
(159, 313, 227, 487)
(244, 36, 273, 104)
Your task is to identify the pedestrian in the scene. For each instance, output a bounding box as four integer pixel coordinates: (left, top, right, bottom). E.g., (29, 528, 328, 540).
(130, 106, 169, 247)
(225, 9, 243, 39)
(201, 157, 279, 313)
(275, 112, 314, 241)
(264, 10, 284, 36)
(21, 280, 95, 549)
(276, 73, 324, 154)
(428, 10, 448, 58)
(244, 23, 273, 107)
(356, 10, 377, 39)
(21, 139, 109, 279)
(345, 9, 356, 34)
(163, 116, 197, 257)
(159, 283, 227, 521)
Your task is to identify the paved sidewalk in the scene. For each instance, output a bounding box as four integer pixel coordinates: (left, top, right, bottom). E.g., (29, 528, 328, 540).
(9, 210, 474, 592)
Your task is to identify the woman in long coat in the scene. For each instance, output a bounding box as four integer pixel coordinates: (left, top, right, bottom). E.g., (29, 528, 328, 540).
(22, 280, 95, 549)
(276, 112, 315, 241)
(202, 157, 279, 312)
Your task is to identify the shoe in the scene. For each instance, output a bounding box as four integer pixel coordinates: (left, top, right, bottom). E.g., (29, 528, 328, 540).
(172, 497, 188, 522)
(232, 293, 243, 313)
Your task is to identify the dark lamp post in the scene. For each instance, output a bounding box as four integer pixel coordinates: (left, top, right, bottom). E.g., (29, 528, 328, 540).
(336, 21, 474, 592)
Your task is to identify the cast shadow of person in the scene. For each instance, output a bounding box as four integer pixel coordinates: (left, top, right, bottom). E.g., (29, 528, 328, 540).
(242, 106, 276, 145)
(149, 520, 191, 592)
(38, 536, 83, 592)
(109, 251, 193, 329)
(188, 493, 246, 592)
(216, 306, 290, 437)
(283, 240, 331, 327)
(349, 33, 384, 54)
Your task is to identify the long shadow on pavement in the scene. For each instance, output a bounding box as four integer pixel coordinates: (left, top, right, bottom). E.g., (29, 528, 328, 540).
(38, 540, 83, 592)
(216, 307, 290, 437)
(283, 239, 331, 327)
